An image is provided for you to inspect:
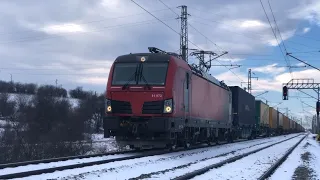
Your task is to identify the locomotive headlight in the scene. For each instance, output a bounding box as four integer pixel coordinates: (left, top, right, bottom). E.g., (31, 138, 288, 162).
(163, 99, 173, 113)
(105, 99, 112, 113)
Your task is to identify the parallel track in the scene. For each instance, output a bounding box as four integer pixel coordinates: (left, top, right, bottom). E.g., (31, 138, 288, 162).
(0, 134, 298, 179)
(257, 134, 308, 180)
(0, 148, 158, 169)
(172, 133, 306, 180)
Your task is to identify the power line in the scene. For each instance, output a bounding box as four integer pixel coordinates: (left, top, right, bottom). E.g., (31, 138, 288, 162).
(289, 50, 320, 54)
(261, 0, 306, 118)
(0, 16, 177, 45)
(130, 0, 199, 49)
(260, 0, 290, 69)
(267, 0, 288, 53)
(0, 8, 176, 37)
(190, 17, 320, 51)
(286, 53, 320, 71)
(157, 0, 244, 82)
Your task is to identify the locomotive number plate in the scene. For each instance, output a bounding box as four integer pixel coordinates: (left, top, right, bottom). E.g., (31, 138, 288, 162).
(152, 94, 163, 98)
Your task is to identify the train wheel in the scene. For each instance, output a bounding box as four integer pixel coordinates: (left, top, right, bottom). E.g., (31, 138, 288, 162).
(214, 135, 220, 145)
(170, 144, 177, 151)
(227, 130, 234, 143)
(184, 142, 191, 149)
(207, 137, 215, 146)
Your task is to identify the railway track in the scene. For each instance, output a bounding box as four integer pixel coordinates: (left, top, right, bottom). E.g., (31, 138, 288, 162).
(171, 133, 307, 180)
(0, 149, 160, 179)
(0, 148, 154, 169)
(257, 134, 308, 180)
(0, 133, 302, 179)
(0, 134, 275, 179)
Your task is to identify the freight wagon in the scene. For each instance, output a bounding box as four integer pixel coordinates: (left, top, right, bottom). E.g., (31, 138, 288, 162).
(255, 100, 270, 137)
(268, 107, 278, 135)
(278, 112, 284, 135)
(289, 119, 294, 133)
(283, 115, 289, 134)
(229, 86, 256, 139)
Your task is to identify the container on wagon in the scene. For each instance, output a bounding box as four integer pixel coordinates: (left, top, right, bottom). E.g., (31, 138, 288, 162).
(269, 107, 277, 129)
(229, 86, 256, 126)
(255, 100, 270, 127)
(290, 118, 294, 129)
(278, 112, 284, 127)
(283, 115, 289, 130)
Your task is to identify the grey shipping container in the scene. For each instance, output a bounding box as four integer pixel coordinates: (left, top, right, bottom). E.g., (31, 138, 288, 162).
(278, 112, 283, 127)
(229, 86, 256, 126)
(255, 100, 270, 126)
(269, 107, 277, 129)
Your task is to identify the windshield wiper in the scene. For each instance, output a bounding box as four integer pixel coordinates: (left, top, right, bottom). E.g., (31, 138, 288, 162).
(139, 63, 151, 90)
(122, 65, 139, 90)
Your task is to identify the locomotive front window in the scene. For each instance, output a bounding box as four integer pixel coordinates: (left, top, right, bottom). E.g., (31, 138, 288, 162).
(112, 63, 138, 85)
(138, 63, 168, 85)
(111, 62, 168, 86)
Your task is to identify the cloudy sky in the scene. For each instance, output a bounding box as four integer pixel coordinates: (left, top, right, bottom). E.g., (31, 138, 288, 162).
(0, 0, 319, 128)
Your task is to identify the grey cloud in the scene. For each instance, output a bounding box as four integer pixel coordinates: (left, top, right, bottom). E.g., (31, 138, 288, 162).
(0, 0, 315, 92)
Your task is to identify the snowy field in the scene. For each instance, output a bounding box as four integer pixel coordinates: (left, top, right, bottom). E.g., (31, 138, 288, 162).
(191, 134, 304, 180)
(269, 133, 320, 180)
(85, 134, 119, 155)
(0, 93, 116, 154)
(11, 133, 303, 180)
(4, 93, 80, 108)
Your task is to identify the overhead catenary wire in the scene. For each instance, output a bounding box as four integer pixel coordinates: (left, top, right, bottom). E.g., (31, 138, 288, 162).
(0, 7, 177, 37)
(261, 0, 306, 120)
(190, 16, 319, 51)
(266, 0, 307, 117)
(130, 0, 200, 49)
(0, 16, 178, 45)
(156, 0, 244, 82)
(260, 0, 291, 70)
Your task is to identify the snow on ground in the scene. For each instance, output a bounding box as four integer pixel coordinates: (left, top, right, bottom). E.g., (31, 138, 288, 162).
(0, 153, 140, 176)
(4, 93, 80, 108)
(84, 134, 120, 155)
(191, 134, 305, 180)
(269, 133, 320, 180)
(13, 133, 301, 180)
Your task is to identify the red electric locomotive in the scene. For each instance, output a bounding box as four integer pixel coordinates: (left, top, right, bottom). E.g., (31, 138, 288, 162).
(104, 47, 233, 150)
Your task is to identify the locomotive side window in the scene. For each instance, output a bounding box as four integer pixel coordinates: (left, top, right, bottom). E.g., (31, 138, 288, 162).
(138, 63, 168, 85)
(112, 63, 137, 85)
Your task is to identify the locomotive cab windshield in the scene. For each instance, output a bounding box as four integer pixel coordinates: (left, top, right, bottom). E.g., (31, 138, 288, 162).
(112, 62, 169, 87)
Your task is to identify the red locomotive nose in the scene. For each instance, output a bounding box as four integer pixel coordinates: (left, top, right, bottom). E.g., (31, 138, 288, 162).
(111, 90, 164, 115)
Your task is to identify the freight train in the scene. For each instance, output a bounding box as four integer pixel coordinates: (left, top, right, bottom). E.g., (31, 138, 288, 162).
(103, 47, 305, 150)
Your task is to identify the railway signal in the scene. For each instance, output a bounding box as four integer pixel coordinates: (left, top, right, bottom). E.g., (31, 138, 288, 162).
(282, 78, 320, 133)
(282, 86, 288, 100)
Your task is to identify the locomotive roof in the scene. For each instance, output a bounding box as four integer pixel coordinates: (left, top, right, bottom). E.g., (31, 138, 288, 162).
(115, 53, 171, 63)
(115, 53, 228, 89)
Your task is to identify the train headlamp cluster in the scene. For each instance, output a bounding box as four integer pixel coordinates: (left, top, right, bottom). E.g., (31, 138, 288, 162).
(105, 99, 112, 113)
(163, 99, 173, 113)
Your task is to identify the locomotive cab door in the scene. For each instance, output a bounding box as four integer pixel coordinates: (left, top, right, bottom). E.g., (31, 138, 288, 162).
(184, 72, 190, 120)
